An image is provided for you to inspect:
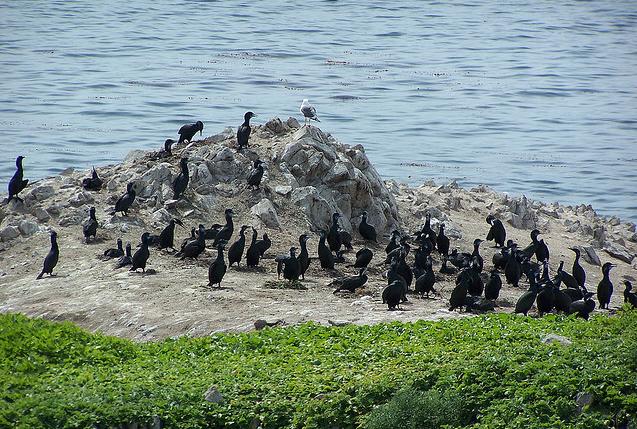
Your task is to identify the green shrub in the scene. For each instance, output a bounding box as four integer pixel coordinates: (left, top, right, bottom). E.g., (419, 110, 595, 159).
(364, 388, 472, 429)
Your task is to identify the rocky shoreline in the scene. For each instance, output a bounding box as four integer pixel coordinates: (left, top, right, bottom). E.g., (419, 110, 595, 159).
(1, 119, 635, 340)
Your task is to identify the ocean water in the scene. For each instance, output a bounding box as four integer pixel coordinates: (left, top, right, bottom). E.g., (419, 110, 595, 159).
(1, 1, 636, 220)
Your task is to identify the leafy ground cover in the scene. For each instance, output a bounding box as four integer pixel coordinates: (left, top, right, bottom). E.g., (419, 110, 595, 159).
(1, 310, 636, 429)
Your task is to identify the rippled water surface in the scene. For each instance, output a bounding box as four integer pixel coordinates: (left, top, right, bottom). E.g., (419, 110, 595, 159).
(1, 1, 636, 219)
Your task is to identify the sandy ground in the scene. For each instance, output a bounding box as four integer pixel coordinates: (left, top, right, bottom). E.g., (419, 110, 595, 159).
(1, 123, 635, 341)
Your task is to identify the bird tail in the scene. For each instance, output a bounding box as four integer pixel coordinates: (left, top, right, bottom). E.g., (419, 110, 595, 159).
(312, 116, 320, 122)
(36, 270, 44, 280)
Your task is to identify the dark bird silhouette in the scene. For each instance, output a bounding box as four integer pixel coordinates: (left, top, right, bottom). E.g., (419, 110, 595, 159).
(440, 256, 457, 275)
(172, 157, 189, 200)
(204, 224, 223, 240)
(178, 120, 203, 144)
(556, 260, 579, 290)
(246, 228, 261, 267)
(554, 282, 573, 314)
(385, 230, 401, 255)
(237, 111, 256, 150)
(213, 209, 234, 247)
(332, 268, 368, 293)
(382, 280, 404, 310)
(208, 241, 228, 288)
(515, 271, 539, 316)
(298, 234, 311, 279)
(228, 225, 249, 267)
(449, 276, 469, 312)
(104, 238, 124, 258)
(524, 229, 549, 262)
(36, 231, 59, 279)
(457, 257, 483, 297)
(395, 251, 413, 289)
(420, 213, 437, 249)
(623, 281, 637, 308)
(387, 258, 408, 302)
(318, 230, 335, 269)
(327, 212, 343, 252)
(569, 247, 586, 288)
(178, 225, 206, 259)
(247, 159, 265, 189)
(486, 214, 506, 247)
(492, 240, 514, 271)
(436, 223, 450, 258)
(484, 269, 502, 301)
(255, 232, 271, 257)
(385, 236, 410, 264)
(505, 244, 522, 287)
(149, 139, 176, 161)
(82, 167, 103, 191)
(8, 156, 28, 203)
(350, 247, 373, 269)
(358, 211, 377, 242)
(536, 280, 555, 317)
(130, 232, 151, 273)
(415, 257, 436, 298)
(115, 243, 133, 269)
(114, 182, 136, 216)
(597, 262, 615, 309)
(300, 99, 320, 125)
(82, 206, 98, 243)
(275, 247, 301, 281)
(181, 227, 197, 251)
(471, 239, 484, 272)
(150, 219, 184, 250)
(569, 291, 596, 319)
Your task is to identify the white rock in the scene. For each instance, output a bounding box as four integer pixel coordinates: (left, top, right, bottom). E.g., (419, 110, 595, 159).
(603, 242, 634, 264)
(275, 185, 292, 196)
(68, 190, 94, 207)
(0, 226, 20, 242)
(291, 186, 337, 230)
(204, 386, 223, 403)
(541, 334, 572, 346)
(250, 199, 280, 229)
(25, 185, 55, 202)
(18, 220, 39, 237)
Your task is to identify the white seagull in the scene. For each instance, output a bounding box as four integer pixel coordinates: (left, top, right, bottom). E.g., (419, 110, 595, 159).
(300, 99, 320, 126)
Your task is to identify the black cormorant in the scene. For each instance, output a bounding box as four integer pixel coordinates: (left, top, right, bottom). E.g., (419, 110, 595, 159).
(246, 228, 261, 267)
(255, 232, 271, 257)
(298, 234, 311, 279)
(172, 157, 189, 200)
(332, 268, 368, 293)
(228, 225, 249, 267)
(597, 262, 615, 309)
(8, 156, 28, 203)
(350, 248, 373, 269)
(505, 244, 522, 287)
(104, 238, 124, 258)
(514, 271, 539, 316)
(624, 281, 637, 308)
(275, 247, 301, 281)
(237, 111, 256, 150)
(247, 159, 265, 189)
(449, 276, 469, 312)
(115, 243, 133, 269)
(82, 206, 98, 243)
(114, 182, 136, 216)
(415, 257, 436, 298)
(213, 209, 234, 247)
(130, 232, 151, 273)
(178, 121, 203, 144)
(436, 223, 450, 258)
(36, 230, 59, 279)
(358, 211, 377, 242)
(156, 218, 183, 250)
(385, 230, 401, 255)
(486, 214, 506, 248)
(82, 167, 103, 191)
(178, 225, 206, 259)
(208, 241, 228, 288)
(484, 269, 502, 301)
(569, 291, 596, 319)
(318, 230, 335, 269)
(382, 280, 404, 310)
(569, 247, 586, 288)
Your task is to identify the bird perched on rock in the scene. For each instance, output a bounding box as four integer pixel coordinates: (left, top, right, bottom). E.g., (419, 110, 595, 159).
(383, 280, 404, 310)
(246, 228, 261, 267)
(213, 209, 234, 247)
(115, 243, 133, 269)
(104, 238, 124, 259)
(332, 268, 368, 294)
(172, 157, 189, 200)
(597, 262, 615, 309)
(208, 241, 228, 288)
(247, 159, 265, 189)
(623, 281, 637, 308)
(300, 99, 320, 125)
(358, 211, 377, 242)
(36, 230, 59, 279)
(149, 139, 176, 161)
(82, 167, 103, 191)
(237, 111, 256, 150)
(486, 214, 506, 248)
(114, 182, 136, 216)
(8, 156, 28, 203)
(228, 225, 249, 267)
(178, 120, 203, 144)
(298, 234, 311, 280)
(130, 232, 151, 273)
(82, 207, 98, 243)
(275, 247, 301, 281)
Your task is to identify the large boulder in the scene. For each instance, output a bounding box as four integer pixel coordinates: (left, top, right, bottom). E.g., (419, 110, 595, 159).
(250, 198, 280, 229)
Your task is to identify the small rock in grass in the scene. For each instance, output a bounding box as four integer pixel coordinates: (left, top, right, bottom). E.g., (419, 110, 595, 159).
(541, 334, 572, 346)
(204, 386, 223, 403)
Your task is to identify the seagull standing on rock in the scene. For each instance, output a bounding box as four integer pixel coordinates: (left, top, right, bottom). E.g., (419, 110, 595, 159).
(300, 99, 320, 125)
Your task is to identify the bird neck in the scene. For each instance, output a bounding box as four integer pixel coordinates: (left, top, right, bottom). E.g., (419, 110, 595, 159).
(243, 117, 251, 126)
(217, 247, 225, 261)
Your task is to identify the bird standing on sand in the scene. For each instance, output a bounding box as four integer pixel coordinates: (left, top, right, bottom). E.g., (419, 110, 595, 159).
(275, 247, 301, 282)
(115, 243, 133, 269)
(237, 111, 256, 150)
(208, 241, 228, 287)
(178, 121, 203, 144)
(300, 99, 320, 125)
(228, 225, 249, 267)
(114, 182, 136, 216)
(130, 232, 151, 273)
(104, 239, 124, 258)
(8, 156, 28, 203)
(36, 230, 59, 279)
(246, 228, 261, 267)
(82, 206, 99, 243)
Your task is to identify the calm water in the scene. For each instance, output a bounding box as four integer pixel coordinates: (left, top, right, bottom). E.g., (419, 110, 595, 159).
(1, 1, 636, 220)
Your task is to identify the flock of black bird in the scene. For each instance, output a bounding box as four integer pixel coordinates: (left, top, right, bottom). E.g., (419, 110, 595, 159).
(6, 106, 636, 318)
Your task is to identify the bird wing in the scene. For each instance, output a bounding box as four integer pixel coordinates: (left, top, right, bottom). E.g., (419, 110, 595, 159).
(300, 105, 316, 118)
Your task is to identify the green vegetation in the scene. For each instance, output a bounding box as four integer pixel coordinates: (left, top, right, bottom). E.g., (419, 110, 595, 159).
(262, 279, 307, 290)
(1, 310, 636, 429)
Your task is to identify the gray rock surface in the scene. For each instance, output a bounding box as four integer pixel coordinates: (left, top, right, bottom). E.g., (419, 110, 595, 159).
(0, 226, 20, 242)
(250, 199, 280, 229)
(18, 220, 39, 237)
